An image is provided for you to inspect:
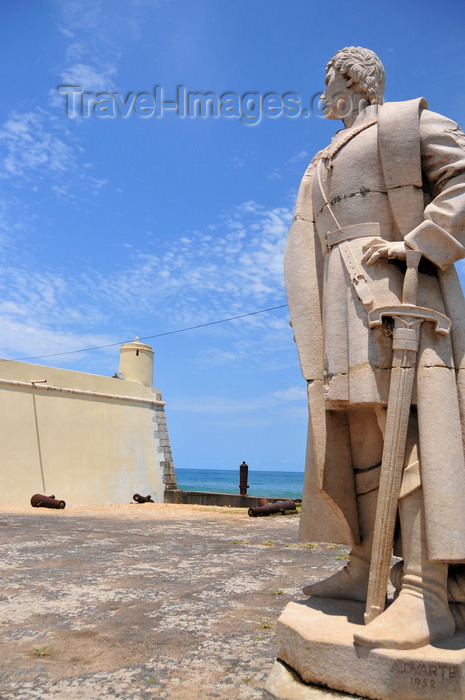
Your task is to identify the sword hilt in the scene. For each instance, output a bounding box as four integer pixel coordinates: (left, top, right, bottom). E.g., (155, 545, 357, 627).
(368, 247, 451, 336)
(402, 249, 422, 305)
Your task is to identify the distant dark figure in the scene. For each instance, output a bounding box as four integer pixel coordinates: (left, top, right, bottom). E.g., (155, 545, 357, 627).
(239, 461, 249, 496)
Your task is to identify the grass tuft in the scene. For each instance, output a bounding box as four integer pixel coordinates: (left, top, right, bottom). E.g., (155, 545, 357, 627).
(229, 540, 250, 545)
(336, 552, 350, 560)
(32, 646, 53, 657)
(258, 621, 273, 630)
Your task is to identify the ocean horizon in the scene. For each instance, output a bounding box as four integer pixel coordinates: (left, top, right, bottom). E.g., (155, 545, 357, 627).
(175, 467, 304, 499)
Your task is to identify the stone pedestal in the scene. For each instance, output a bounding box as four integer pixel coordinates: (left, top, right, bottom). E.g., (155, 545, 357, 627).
(264, 598, 465, 700)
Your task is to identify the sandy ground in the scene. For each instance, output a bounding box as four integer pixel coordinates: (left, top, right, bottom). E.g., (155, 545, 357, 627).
(0, 503, 349, 699)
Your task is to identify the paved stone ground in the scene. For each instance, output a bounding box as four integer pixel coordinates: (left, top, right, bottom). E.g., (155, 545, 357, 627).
(0, 504, 349, 699)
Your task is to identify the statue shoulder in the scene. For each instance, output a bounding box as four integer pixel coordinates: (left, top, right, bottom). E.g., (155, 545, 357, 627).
(380, 97, 463, 139)
(303, 149, 325, 175)
(418, 108, 465, 148)
(379, 97, 428, 126)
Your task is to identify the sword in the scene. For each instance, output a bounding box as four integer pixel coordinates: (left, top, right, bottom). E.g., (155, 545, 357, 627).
(364, 248, 451, 625)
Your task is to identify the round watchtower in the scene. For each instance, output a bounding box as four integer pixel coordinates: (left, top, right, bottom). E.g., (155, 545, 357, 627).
(118, 337, 154, 387)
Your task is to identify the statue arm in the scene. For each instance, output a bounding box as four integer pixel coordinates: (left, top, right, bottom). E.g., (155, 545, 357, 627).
(363, 110, 465, 269)
(403, 110, 465, 270)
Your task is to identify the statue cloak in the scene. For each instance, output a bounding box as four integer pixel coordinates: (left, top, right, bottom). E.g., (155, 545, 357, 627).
(285, 99, 465, 561)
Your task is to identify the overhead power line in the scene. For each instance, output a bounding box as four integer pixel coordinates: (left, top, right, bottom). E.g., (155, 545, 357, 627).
(5, 303, 289, 364)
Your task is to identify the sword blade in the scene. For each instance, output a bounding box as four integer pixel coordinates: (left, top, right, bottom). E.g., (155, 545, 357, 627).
(364, 344, 418, 625)
(363, 249, 450, 626)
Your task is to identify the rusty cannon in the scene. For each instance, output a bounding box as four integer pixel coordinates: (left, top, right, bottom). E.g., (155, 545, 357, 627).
(248, 499, 296, 517)
(133, 493, 154, 503)
(30, 494, 66, 509)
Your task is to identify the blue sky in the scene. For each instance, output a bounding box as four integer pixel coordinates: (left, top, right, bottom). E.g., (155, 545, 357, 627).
(1, 0, 465, 472)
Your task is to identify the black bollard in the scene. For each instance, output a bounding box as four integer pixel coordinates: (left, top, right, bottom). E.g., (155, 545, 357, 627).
(239, 461, 249, 496)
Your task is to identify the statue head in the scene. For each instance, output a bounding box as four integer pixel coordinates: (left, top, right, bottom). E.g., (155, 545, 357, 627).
(326, 46, 385, 105)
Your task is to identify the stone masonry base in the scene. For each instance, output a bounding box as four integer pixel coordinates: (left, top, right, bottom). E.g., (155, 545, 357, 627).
(264, 599, 465, 700)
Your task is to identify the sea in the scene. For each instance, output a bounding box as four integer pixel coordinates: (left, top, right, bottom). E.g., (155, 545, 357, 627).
(175, 468, 304, 500)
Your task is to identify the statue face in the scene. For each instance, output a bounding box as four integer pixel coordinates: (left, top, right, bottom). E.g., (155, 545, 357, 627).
(322, 66, 357, 121)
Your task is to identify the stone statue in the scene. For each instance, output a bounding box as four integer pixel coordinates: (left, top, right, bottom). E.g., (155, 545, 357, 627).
(284, 46, 465, 654)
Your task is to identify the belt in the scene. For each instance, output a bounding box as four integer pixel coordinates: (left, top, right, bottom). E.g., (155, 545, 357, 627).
(324, 222, 382, 253)
(323, 222, 387, 309)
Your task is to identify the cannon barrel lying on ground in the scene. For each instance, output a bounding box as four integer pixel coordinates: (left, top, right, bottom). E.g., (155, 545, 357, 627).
(133, 494, 154, 503)
(30, 494, 66, 509)
(248, 499, 296, 517)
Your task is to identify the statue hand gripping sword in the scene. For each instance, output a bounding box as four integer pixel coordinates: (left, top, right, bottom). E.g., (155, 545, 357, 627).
(364, 248, 451, 625)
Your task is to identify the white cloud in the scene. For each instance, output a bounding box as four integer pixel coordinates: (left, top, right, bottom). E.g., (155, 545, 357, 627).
(287, 149, 310, 165)
(0, 110, 108, 202)
(65, 42, 88, 63)
(230, 155, 245, 168)
(83, 202, 291, 327)
(60, 62, 117, 92)
(0, 262, 118, 367)
(58, 0, 106, 33)
(169, 385, 308, 417)
(48, 0, 121, 114)
(58, 25, 75, 39)
(273, 386, 307, 402)
(0, 199, 293, 367)
(0, 112, 76, 180)
(0, 315, 116, 367)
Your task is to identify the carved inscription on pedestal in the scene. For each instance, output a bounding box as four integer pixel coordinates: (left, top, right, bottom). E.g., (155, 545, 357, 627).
(391, 661, 458, 691)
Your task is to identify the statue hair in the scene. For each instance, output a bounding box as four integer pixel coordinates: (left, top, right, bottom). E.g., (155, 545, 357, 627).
(327, 47, 386, 104)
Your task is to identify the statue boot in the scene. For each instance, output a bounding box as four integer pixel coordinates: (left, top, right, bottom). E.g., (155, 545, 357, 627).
(353, 484, 455, 649)
(303, 475, 378, 602)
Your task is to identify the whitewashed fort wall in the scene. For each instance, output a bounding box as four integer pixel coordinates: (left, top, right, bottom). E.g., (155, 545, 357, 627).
(0, 340, 176, 507)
